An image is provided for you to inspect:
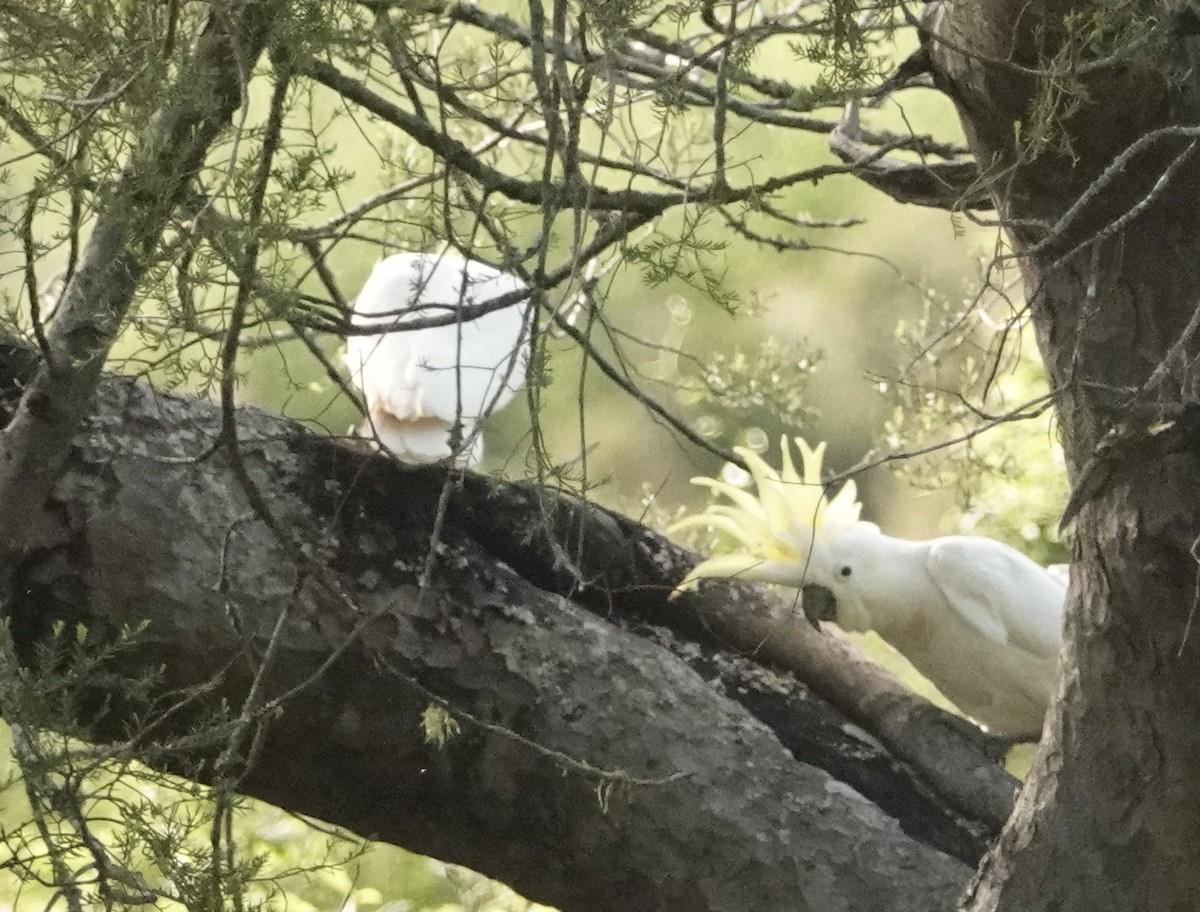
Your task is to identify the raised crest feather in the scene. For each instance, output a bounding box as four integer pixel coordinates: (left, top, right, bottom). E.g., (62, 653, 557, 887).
(669, 437, 862, 593)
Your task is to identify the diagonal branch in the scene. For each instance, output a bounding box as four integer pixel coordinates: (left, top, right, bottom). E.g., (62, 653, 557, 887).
(0, 1, 286, 568)
(302, 56, 870, 215)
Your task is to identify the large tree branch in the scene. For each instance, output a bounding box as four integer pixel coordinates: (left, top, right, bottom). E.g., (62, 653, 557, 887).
(448, 474, 1018, 832)
(0, 355, 1014, 911)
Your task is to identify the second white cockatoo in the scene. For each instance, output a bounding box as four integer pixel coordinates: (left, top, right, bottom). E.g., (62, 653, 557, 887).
(671, 438, 1066, 737)
(345, 251, 530, 465)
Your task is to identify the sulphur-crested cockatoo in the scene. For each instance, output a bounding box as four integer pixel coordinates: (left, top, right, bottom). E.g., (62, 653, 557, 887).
(671, 438, 1066, 737)
(345, 252, 530, 464)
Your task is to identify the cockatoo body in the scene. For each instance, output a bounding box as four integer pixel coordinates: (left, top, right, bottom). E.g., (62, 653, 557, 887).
(345, 252, 529, 464)
(672, 439, 1066, 737)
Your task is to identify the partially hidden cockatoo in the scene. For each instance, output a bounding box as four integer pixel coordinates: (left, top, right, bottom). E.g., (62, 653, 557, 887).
(345, 252, 530, 465)
(671, 438, 1066, 737)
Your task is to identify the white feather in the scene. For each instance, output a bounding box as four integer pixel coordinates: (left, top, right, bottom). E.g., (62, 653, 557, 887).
(809, 527, 1065, 736)
(926, 538, 1064, 658)
(345, 252, 529, 464)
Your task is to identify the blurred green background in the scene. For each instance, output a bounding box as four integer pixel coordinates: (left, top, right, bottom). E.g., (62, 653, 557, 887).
(0, 3, 1068, 906)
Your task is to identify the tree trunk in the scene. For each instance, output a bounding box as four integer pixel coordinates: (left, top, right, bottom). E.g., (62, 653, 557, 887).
(928, 4, 1200, 908)
(3, 361, 990, 912)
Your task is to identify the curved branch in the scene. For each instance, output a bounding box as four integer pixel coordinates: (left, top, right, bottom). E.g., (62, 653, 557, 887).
(829, 104, 993, 210)
(303, 57, 873, 215)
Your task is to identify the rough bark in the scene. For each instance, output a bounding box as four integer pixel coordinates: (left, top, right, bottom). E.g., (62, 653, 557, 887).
(927, 3, 1200, 909)
(0, 356, 1006, 912)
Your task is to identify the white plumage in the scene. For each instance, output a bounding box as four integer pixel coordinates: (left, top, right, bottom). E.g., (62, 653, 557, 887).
(672, 438, 1066, 737)
(345, 252, 530, 464)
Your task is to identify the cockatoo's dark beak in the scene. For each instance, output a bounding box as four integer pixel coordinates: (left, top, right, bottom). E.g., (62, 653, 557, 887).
(801, 585, 837, 629)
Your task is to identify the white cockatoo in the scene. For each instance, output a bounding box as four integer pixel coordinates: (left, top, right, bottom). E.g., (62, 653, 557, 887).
(345, 251, 530, 465)
(671, 438, 1066, 737)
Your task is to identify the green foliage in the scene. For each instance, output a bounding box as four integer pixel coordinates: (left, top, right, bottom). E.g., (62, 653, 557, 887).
(883, 274, 1067, 564)
(421, 705, 462, 748)
(625, 215, 737, 307)
(584, 0, 673, 45)
(1016, 0, 1165, 161)
(797, 0, 895, 105)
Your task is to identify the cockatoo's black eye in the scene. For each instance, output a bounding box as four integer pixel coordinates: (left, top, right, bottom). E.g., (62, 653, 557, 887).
(839, 566, 852, 577)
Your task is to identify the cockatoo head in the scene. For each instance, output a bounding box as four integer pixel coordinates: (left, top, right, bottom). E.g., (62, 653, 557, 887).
(670, 437, 868, 625)
(795, 520, 886, 632)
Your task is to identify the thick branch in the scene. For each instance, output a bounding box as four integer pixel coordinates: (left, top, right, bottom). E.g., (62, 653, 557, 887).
(2, 366, 988, 912)
(449, 477, 1019, 833)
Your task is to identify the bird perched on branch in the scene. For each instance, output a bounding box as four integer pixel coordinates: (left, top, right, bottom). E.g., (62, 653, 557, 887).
(345, 251, 530, 465)
(671, 438, 1066, 737)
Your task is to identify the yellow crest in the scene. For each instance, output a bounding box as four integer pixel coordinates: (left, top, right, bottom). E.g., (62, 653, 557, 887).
(669, 437, 861, 592)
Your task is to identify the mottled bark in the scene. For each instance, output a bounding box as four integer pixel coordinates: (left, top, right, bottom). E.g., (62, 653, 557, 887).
(0, 359, 1002, 912)
(927, 3, 1200, 909)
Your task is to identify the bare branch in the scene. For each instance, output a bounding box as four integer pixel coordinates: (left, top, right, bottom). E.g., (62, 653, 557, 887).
(828, 103, 993, 210)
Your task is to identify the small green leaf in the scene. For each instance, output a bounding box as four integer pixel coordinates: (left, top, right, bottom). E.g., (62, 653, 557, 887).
(421, 705, 461, 748)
